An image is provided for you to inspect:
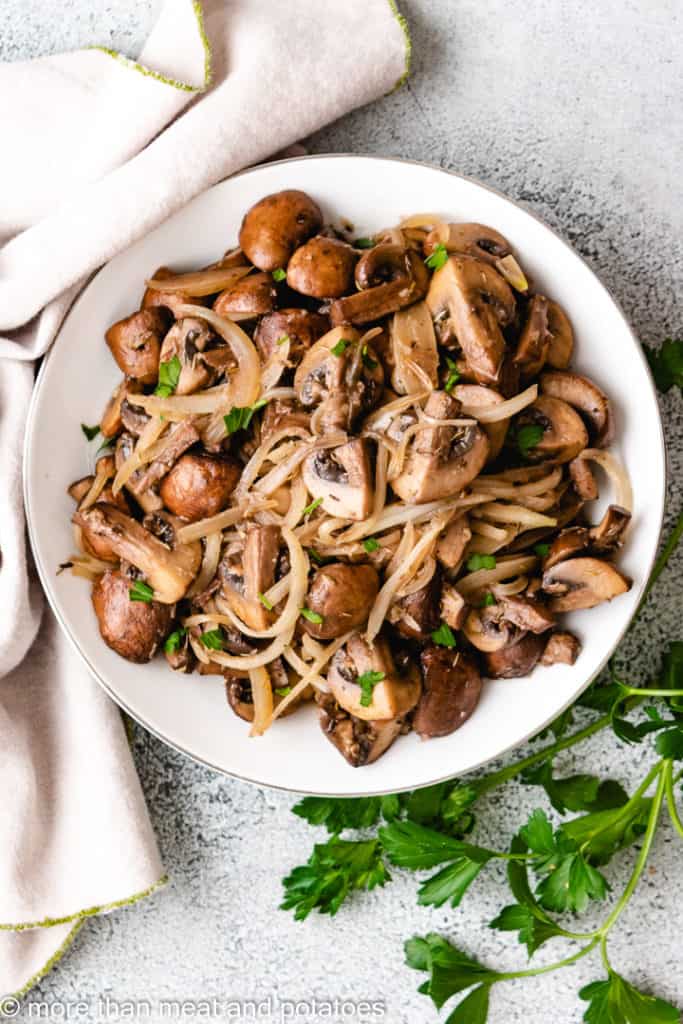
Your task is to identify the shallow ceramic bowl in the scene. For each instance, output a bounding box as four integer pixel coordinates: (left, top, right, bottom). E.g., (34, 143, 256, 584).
(24, 155, 666, 795)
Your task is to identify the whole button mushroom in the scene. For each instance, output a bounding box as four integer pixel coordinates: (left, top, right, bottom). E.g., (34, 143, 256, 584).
(160, 453, 241, 522)
(413, 646, 483, 739)
(213, 272, 277, 318)
(92, 570, 174, 663)
(238, 190, 323, 272)
(105, 308, 169, 384)
(302, 563, 380, 639)
(254, 308, 330, 364)
(286, 236, 358, 298)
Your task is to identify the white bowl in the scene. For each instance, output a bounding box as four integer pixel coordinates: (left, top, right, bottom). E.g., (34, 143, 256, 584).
(25, 155, 665, 795)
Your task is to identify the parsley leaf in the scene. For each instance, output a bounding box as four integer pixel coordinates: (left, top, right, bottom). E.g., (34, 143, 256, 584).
(353, 237, 375, 249)
(361, 344, 378, 370)
(405, 932, 500, 1010)
(480, 592, 496, 607)
(301, 497, 323, 519)
(258, 592, 273, 610)
(643, 337, 683, 393)
(431, 622, 457, 648)
(444, 356, 460, 393)
(580, 973, 680, 1023)
(164, 627, 187, 654)
(466, 553, 497, 572)
(275, 686, 292, 697)
(655, 727, 683, 760)
(533, 542, 551, 557)
(292, 795, 398, 834)
(300, 607, 323, 624)
(81, 423, 100, 441)
(560, 799, 651, 865)
(129, 580, 154, 603)
(155, 355, 182, 397)
(442, 984, 491, 1024)
(331, 338, 351, 357)
(276, 333, 290, 346)
(272, 267, 286, 282)
(380, 820, 491, 870)
(200, 629, 223, 651)
(223, 398, 268, 435)
(363, 537, 380, 553)
(516, 423, 544, 458)
(358, 669, 385, 707)
(489, 903, 563, 958)
(522, 760, 628, 814)
(280, 837, 389, 920)
(425, 244, 449, 271)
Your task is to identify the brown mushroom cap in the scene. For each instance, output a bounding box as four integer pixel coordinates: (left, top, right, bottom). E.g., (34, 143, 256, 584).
(238, 190, 323, 271)
(213, 271, 276, 318)
(413, 646, 482, 738)
(463, 606, 519, 652)
(253, 308, 329, 364)
(541, 631, 581, 666)
(516, 395, 589, 464)
(286, 236, 358, 298)
(541, 556, 631, 612)
(514, 294, 550, 376)
(545, 299, 574, 369)
(158, 317, 225, 396)
(303, 563, 379, 639)
(540, 370, 614, 447)
(141, 266, 208, 319)
(294, 327, 383, 431)
(92, 570, 173, 663)
(483, 632, 545, 678)
(219, 524, 281, 631)
(327, 633, 421, 721)
(317, 692, 403, 767)
(329, 247, 429, 325)
(391, 567, 442, 641)
(423, 222, 512, 265)
(569, 456, 599, 501)
(105, 308, 169, 384)
(159, 453, 240, 522)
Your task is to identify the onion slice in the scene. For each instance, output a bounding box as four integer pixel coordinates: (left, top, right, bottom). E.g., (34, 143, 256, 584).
(460, 384, 537, 423)
(249, 666, 274, 737)
(145, 265, 250, 297)
(575, 449, 633, 512)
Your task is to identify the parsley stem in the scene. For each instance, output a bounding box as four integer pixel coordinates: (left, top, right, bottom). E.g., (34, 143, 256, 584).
(663, 760, 683, 841)
(577, 760, 662, 858)
(620, 686, 683, 698)
(596, 763, 666, 937)
(498, 938, 600, 982)
(476, 713, 612, 795)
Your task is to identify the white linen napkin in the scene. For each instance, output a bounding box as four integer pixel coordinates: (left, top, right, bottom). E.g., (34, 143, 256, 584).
(0, 0, 409, 998)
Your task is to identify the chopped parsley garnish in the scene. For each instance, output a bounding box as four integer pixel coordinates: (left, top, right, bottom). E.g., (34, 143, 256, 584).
(272, 268, 287, 282)
(466, 553, 497, 572)
(164, 628, 187, 654)
(331, 338, 351, 357)
(300, 607, 323, 624)
(223, 398, 268, 435)
(275, 686, 292, 697)
(481, 592, 496, 607)
(444, 356, 460, 393)
(308, 547, 324, 564)
(301, 497, 323, 519)
(363, 537, 380, 553)
(642, 337, 683, 392)
(129, 580, 154, 603)
(424, 243, 449, 271)
(258, 592, 274, 611)
(431, 622, 457, 648)
(200, 629, 224, 651)
(516, 423, 544, 458)
(361, 345, 378, 370)
(155, 355, 182, 398)
(358, 670, 386, 708)
(354, 237, 375, 249)
(276, 334, 291, 346)
(534, 542, 551, 558)
(81, 423, 100, 441)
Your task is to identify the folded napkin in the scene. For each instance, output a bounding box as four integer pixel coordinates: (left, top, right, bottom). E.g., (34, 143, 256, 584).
(0, 0, 409, 998)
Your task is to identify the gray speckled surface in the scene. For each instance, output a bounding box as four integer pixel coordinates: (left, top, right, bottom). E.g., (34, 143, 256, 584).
(4, 2, 683, 1021)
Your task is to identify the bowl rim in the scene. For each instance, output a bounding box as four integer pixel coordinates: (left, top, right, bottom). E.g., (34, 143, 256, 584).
(24, 152, 667, 796)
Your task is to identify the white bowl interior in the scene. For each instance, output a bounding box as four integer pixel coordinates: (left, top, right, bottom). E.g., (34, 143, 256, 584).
(25, 156, 665, 795)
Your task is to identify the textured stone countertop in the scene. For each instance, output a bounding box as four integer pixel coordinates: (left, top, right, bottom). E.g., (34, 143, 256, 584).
(3, 2, 682, 1021)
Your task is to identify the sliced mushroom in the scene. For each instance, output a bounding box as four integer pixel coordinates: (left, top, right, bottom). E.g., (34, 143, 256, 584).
(213, 272, 276, 318)
(436, 513, 472, 573)
(389, 566, 442, 641)
(317, 692, 403, 767)
(413, 647, 482, 738)
(294, 326, 383, 431)
(158, 317, 228, 395)
(238, 190, 323, 271)
(515, 395, 588, 464)
(544, 527, 590, 569)
(134, 418, 201, 493)
(425, 255, 515, 385)
(253, 308, 329, 365)
(541, 556, 631, 612)
(225, 660, 301, 722)
(105, 308, 169, 384)
(545, 299, 574, 369)
(441, 583, 468, 630)
(329, 246, 429, 325)
(100, 378, 143, 438)
(463, 605, 519, 652)
(589, 504, 631, 551)
(141, 266, 208, 319)
(92, 570, 174, 663)
(260, 398, 311, 444)
(541, 631, 581, 666)
(483, 632, 545, 678)
(424, 222, 512, 265)
(391, 391, 489, 503)
(73, 503, 201, 603)
(120, 398, 150, 437)
(164, 628, 195, 673)
(72, 474, 131, 562)
(219, 524, 280, 630)
(453, 384, 508, 461)
(114, 432, 163, 513)
(390, 301, 439, 394)
(286, 236, 358, 298)
(302, 438, 374, 520)
(514, 294, 550, 376)
(302, 563, 379, 639)
(543, 505, 631, 569)
(497, 594, 556, 634)
(159, 453, 241, 522)
(540, 371, 614, 447)
(326, 633, 421, 721)
(569, 456, 598, 501)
